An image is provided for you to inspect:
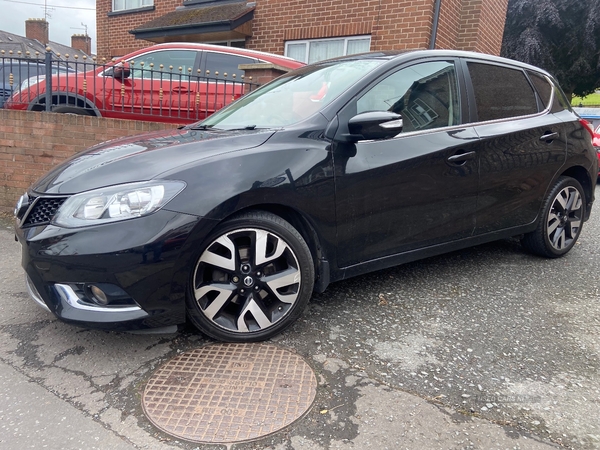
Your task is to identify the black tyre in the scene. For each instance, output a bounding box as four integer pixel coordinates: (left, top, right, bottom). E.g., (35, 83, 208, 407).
(52, 105, 91, 116)
(186, 211, 315, 342)
(521, 176, 586, 258)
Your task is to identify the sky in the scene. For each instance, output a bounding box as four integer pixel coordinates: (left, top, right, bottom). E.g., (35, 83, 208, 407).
(0, 0, 97, 54)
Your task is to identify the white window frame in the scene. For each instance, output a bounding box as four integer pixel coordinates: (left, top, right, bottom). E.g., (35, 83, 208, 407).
(112, 0, 153, 13)
(203, 40, 247, 48)
(284, 35, 371, 64)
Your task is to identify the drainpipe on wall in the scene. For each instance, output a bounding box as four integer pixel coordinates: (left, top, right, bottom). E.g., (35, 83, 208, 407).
(430, 0, 442, 49)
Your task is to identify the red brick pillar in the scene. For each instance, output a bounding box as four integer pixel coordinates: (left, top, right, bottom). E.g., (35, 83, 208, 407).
(238, 63, 294, 94)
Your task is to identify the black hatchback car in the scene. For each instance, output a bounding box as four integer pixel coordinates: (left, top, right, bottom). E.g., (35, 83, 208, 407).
(14, 50, 598, 342)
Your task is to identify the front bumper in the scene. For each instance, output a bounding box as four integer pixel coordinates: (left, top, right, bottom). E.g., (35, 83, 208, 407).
(16, 209, 202, 331)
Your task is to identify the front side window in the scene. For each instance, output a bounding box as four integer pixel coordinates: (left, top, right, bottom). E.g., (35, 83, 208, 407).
(468, 62, 538, 122)
(127, 50, 198, 79)
(113, 0, 153, 12)
(356, 60, 460, 132)
(285, 36, 371, 64)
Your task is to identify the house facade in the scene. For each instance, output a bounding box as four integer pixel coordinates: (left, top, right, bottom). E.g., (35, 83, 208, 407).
(96, 0, 508, 62)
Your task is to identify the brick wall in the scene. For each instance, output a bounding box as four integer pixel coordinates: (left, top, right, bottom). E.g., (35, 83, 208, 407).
(455, 0, 508, 54)
(436, 0, 463, 49)
(96, 0, 508, 61)
(0, 110, 178, 213)
(475, 0, 509, 55)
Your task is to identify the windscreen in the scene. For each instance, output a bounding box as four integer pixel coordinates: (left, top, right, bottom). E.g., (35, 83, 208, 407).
(201, 59, 383, 129)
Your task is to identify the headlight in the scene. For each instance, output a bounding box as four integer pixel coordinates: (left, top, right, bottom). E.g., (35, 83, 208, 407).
(52, 180, 186, 228)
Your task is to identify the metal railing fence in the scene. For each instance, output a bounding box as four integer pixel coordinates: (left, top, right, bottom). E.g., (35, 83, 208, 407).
(1, 50, 260, 124)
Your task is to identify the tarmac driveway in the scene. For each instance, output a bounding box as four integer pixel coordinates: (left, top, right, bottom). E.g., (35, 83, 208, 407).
(1, 184, 599, 449)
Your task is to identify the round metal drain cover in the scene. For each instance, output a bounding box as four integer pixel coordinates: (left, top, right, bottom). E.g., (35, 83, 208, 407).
(142, 343, 317, 444)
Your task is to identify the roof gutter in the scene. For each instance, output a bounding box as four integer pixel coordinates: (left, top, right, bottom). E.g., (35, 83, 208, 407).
(429, 0, 442, 49)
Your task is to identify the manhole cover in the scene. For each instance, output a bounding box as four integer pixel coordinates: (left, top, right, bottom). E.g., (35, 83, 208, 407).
(142, 343, 317, 444)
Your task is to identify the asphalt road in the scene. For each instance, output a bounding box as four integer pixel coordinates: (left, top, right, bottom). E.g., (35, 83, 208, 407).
(1, 185, 599, 449)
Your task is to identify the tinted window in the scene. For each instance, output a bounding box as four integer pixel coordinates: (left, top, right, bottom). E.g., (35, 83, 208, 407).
(526, 70, 570, 113)
(357, 60, 460, 132)
(128, 50, 199, 79)
(526, 70, 552, 110)
(551, 82, 571, 113)
(203, 52, 255, 78)
(468, 62, 537, 121)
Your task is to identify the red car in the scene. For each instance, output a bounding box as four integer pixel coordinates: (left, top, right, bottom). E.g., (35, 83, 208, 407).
(4, 43, 304, 124)
(594, 124, 600, 180)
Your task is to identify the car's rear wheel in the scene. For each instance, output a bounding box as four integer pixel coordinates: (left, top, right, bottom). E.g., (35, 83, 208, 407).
(521, 176, 585, 258)
(186, 211, 315, 342)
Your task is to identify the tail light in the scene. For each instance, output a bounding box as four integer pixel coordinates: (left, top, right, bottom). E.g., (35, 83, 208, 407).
(579, 119, 595, 140)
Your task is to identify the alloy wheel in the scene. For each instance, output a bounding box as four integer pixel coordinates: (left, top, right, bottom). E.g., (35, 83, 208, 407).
(546, 186, 583, 251)
(193, 228, 302, 334)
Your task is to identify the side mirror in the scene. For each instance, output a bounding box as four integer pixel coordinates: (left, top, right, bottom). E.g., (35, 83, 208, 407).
(345, 111, 403, 141)
(108, 61, 131, 80)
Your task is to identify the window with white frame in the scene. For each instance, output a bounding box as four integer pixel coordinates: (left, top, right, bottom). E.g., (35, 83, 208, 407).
(285, 36, 371, 64)
(113, 0, 153, 12)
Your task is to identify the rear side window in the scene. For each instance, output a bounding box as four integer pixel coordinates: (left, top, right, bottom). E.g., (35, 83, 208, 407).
(526, 70, 570, 113)
(526, 70, 552, 110)
(468, 62, 538, 121)
(551, 82, 571, 113)
(202, 52, 256, 78)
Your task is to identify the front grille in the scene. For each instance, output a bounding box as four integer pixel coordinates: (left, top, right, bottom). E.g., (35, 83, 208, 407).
(23, 197, 68, 226)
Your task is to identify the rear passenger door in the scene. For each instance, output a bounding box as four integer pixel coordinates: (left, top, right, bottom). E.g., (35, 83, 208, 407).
(465, 60, 567, 235)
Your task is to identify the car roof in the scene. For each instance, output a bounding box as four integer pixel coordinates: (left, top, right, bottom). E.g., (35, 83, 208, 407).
(124, 42, 304, 69)
(324, 49, 553, 78)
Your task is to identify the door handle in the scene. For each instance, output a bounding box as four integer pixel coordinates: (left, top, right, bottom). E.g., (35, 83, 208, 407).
(447, 151, 476, 164)
(540, 131, 559, 142)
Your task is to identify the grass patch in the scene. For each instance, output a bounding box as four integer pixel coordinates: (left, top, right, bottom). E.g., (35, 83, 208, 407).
(572, 92, 600, 107)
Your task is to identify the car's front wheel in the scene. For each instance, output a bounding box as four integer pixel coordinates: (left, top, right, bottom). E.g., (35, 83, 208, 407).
(521, 176, 586, 258)
(186, 211, 315, 342)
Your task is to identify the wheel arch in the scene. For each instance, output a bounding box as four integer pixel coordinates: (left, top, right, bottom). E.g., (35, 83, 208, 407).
(28, 91, 102, 116)
(177, 202, 332, 295)
(559, 165, 594, 220)
(221, 204, 331, 293)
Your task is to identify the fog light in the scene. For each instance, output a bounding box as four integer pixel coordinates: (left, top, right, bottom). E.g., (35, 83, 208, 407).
(90, 285, 109, 305)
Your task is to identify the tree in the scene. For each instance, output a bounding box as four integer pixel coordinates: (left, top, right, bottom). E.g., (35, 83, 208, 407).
(501, 0, 600, 98)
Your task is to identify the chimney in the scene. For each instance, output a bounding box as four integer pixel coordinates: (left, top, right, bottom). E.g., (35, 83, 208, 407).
(25, 18, 49, 44)
(71, 34, 91, 55)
